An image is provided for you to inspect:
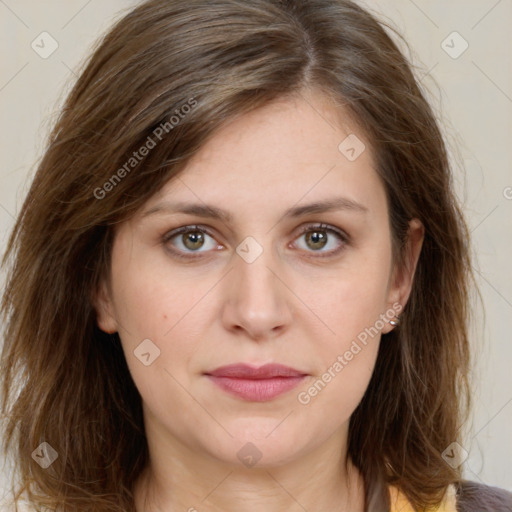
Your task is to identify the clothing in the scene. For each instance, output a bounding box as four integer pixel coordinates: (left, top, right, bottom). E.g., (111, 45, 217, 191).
(455, 480, 512, 511)
(390, 483, 457, 511)
(390, 480, 512, 512)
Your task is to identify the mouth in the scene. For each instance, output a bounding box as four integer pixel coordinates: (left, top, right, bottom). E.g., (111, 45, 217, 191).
(204, 363, 308, 402)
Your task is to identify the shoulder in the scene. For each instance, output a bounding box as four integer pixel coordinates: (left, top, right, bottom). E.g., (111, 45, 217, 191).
(455, 480, 512, 512)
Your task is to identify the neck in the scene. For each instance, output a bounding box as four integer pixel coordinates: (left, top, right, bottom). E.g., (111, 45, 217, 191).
(133, 434, 366, 512)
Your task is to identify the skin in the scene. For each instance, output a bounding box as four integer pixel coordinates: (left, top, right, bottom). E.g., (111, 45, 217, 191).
(95, 88, 424, 512)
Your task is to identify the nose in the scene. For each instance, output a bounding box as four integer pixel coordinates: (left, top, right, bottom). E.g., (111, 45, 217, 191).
(220, 241, 293, 341)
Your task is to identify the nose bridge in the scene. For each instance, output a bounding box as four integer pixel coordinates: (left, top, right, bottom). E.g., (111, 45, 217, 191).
(222, 234, 292, 338)
(234, 234, 282, 307)
(237, 244, 277, 295)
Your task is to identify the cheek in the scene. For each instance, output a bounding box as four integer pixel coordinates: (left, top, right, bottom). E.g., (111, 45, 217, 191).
(107, 240, 215, 385)
(310, 243, 392, 343)
(109, 234, 203, 338)
(110, 265, 208, 417)
(297, 277, 386, 424)
(298, 242, 391, 401)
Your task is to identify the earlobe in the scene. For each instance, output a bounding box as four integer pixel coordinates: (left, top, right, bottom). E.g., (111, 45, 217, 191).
(384, 218, 424, 333)
(92, 279, 118, 334)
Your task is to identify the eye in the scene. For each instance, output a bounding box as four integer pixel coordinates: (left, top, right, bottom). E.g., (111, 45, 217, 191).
(163, 225, 221, 259)
(292, 223, 348, 257)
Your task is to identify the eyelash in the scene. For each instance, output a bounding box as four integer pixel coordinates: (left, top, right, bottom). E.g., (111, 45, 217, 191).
(162, 223, 349, 261)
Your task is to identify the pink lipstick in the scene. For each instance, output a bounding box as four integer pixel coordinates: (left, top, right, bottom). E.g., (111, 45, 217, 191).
(205, 363, 307, 402)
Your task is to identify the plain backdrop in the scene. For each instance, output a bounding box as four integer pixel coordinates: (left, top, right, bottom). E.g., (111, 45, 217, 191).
(1, 0, 511, 504)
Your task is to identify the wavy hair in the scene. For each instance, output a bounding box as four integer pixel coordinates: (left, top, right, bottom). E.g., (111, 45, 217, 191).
(1, 0, 473, 510)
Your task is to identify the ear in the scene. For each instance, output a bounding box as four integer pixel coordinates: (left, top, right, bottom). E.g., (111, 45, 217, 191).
(382, 218, 424, 334)
(92, 278, 118, 334)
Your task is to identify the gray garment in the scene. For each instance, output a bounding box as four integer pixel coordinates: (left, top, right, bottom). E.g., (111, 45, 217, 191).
(456, 480, 512, 512)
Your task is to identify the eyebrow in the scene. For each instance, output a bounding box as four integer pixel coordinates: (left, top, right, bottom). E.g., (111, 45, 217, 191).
(142, 196, 368, 223)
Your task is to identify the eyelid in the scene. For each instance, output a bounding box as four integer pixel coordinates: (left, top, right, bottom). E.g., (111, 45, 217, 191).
(162, 222, 349, 259)
(162, 224, 214, 243)
(295, 223, 349, 243)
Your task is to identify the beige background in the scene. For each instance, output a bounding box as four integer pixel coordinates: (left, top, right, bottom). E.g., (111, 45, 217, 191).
(1, 0, 511, 503)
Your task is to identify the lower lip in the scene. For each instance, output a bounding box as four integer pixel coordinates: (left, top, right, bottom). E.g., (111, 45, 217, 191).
(206, 375, 306, 402)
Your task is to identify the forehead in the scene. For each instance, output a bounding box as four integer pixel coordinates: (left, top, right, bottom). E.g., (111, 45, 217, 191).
(139, 90, 387, 225)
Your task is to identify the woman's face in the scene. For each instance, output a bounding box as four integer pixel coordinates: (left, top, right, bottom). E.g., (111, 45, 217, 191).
(96, 89, 422, 469)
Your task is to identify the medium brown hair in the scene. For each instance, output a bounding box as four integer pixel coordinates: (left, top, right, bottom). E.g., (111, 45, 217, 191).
(1, 0, 473, 510)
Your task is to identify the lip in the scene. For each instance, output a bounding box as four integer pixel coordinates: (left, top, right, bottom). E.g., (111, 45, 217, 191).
(205, 363, 307, 402)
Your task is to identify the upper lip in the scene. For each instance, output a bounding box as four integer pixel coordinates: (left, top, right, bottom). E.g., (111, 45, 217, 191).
(205, 363, 306, 379)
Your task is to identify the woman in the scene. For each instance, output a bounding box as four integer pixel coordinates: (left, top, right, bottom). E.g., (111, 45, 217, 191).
(1, 0, 511, 511)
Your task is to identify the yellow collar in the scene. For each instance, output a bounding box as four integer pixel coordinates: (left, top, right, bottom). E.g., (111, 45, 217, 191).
(389, 484, 457, 512)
